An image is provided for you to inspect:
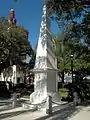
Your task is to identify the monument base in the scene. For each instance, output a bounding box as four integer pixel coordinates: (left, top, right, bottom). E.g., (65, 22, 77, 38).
(49, 92, 61, 103)
(29, 69, 61, 104)
(30, 91, 61, 104)
(30, 88, 47, 104)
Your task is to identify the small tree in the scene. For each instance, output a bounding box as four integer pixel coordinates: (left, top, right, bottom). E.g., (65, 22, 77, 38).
(0, 17, 35, 72)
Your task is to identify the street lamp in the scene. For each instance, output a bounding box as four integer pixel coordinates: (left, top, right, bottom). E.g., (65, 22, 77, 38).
(70, 54, 74, 83)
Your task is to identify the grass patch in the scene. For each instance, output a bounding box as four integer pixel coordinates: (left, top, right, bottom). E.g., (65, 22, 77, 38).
(59, 88, 69, 98)
(21, 95, 30, 99)
(20, 89, 33, 99)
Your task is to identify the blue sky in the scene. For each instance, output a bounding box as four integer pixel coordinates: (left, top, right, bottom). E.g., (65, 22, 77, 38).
(0, 0, 59, 48)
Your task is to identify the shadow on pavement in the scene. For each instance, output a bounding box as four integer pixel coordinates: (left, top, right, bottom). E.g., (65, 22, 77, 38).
(35, 104, 80, 120)
(36, 102, 90, 120)
(0, 108, 37, 119)
(1, 101, 90, 120)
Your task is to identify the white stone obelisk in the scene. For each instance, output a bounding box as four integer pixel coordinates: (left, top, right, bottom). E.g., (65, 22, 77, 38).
(30, 2, 60, 104)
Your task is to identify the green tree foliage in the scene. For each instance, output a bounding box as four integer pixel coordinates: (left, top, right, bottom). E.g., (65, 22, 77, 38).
(46, 0, 90, 18)
(47, 0, 90, 71)
(53, 34, 90, 71)
(46, 0, 90, 41)
(47, 0, 90, 100)
(0, 17, 35, 70)
(81, 12, 90, 45)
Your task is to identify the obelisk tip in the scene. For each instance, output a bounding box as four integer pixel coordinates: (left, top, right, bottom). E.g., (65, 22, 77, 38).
(44, 0, 46, 5)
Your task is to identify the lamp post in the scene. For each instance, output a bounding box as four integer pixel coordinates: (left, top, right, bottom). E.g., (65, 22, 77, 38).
(70, 54, 74, 83)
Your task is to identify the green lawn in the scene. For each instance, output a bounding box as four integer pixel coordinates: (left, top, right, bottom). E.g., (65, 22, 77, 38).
(59, 88, 69, 98)
(21, 95, 30, 99)
(20, 89, 33, 99)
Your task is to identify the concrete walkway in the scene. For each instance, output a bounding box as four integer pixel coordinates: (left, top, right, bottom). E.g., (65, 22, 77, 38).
(1, 105, 90, 120)
(0, 102, 73, 120)
(69, 106, 90, 120)
(1, 109, 47, 120)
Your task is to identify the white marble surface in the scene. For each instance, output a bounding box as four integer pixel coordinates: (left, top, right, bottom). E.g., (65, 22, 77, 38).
(30, 5, 59, 104)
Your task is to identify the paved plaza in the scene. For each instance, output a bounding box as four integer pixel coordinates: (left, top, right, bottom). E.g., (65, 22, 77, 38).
(0, 101, 89, 120)
(0, 104, 89, 120)
(69, 106, 90, 120)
